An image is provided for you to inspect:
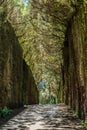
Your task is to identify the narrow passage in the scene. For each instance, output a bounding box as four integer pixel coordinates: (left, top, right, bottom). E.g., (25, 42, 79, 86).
(0, 104, 85, 130)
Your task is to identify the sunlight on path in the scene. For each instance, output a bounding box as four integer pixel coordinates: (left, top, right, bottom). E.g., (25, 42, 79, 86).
(0, 104, 84, 130)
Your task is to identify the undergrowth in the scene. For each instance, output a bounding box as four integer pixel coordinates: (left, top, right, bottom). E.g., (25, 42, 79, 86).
(83, 120, 87, 129)
(0, 106, 13, 118)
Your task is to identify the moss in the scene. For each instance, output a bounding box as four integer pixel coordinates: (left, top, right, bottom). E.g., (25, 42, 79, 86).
(63, 3, 87, 119)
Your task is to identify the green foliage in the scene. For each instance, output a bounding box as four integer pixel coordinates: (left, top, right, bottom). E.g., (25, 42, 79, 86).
(83, 120, 87, 128)
(49, 97, 57, 104)
(0, 106, 13, 118)
(3, 0, 77, 105)
(78, 0, 87, 4)
(84, 0, 87, 3)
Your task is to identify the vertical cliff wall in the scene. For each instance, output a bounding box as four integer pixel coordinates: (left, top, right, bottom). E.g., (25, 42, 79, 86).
(0, 7, 39, 108)
(23, 60, 39, 105)
(63, 4, 87, 119)
(0, 8, 23, 108)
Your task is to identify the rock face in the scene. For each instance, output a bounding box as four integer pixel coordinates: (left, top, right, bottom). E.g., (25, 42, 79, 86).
(0, 8, 23, 108)
(0, 7, 39, 108)
(63, 4, 87, 119)
(23, 60, 39, 105)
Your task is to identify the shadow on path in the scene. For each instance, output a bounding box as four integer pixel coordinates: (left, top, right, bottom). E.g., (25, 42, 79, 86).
(0, 104, 85, 130)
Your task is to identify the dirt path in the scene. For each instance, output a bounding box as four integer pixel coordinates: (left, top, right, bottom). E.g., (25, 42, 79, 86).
(0, 104, 85, 130)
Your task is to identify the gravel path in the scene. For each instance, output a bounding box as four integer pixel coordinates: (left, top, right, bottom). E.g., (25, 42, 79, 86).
(0, 104, 85, 130)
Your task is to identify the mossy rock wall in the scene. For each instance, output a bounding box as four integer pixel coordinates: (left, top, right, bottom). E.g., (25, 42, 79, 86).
(28, 65, 39, 104)
(63, 4, 87, 119)
(0, 8, 24, 108)
(0, 7, 39, 108)
(23, 60, 39, 105)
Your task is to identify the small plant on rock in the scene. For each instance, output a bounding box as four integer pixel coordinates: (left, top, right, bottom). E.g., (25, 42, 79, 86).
(0, 106, 13, 118)
(83, 120, 87, 129)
